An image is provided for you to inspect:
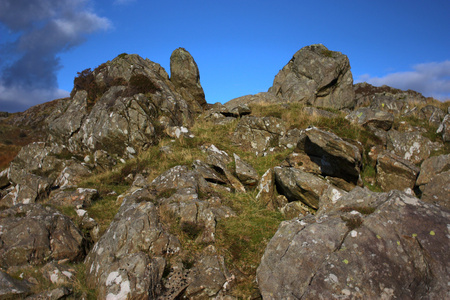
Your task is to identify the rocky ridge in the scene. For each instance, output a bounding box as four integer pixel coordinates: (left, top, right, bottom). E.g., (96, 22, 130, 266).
(0, 44, 448, 299)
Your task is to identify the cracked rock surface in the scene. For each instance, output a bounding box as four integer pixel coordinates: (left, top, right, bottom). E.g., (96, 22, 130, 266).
(257, 187, 450, 299)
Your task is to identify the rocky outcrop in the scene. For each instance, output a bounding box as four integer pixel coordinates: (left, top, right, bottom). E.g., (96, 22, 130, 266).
(0, 204, 86, 268)
(47, 53, 196, 159)
(233, 154, 259, 186)
(170, 48, 206, 111)
(0, 270, 31, 298)
(257, 188, 450, 299)
(418, 105, 445, 126)
(269, 44, 355, 110)
(354, 82, 427, 114)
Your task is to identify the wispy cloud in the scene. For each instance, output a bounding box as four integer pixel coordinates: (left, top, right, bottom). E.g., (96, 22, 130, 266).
(356, 61, 450, 101)
(0, 0, 111, 112)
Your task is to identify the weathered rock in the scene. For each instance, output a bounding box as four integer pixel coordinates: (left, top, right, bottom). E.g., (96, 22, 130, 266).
(274, 167, 330, 209)
(280, 201, 309, 219)
(193, 160, 227, 185)
(256, 169, 276, 209)
(297, 127, 362, 184)
(346, 107, 394, 131)
(376, 152, 420, 192)
(233, 154, 259, 186)
(166, 125, 194, 139)
(0, 204, 85, 268)
(419, 105, 445, 126)
(257, 188, 450, 299)
(54, 161, 91, 189)
(184, 245, 234, 298)
(420, 171, 450, 210)
(280, 152, 321, 175)
(25, 287, 72, 300)
(278, 128, 304, 150)
(47, 54, 195, 158)
(437, 114, 450, 142)
(224, 92, 280, 108)
(386, 130, 440, 164)
(232, 116, 286, 156)
(85, 188, 176, 299)
(269, 44, 355, 110)
(0, 270, 31, 299)
(47, 188, 99, 208)
(354, 82, 427, 114)
(416, 154, 450, 189)
(170, 47, 206, 110)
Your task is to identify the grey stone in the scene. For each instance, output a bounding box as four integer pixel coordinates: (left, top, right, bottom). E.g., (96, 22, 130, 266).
(170, 47, 206, 111)
(233, 154, 259, 186)
(298, 127, 362, 185)
(269, 44, 355, 110)
(420, 171, 450, 210)
(376, 152, 420, 192)
(0, 204, 85, 268)
(346, 107, 394, 131)
(386, 130, 440, 164)
(437, 114, 450, 142)
(232, 116, 286, 156)
(0, 270, 31, 299)
(416, 154, 450, 188)
(257, 188, 450, 299)
(274, 167, 331, 209)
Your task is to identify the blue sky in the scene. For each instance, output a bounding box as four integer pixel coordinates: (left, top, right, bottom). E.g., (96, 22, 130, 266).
(0, 0, 449, 112)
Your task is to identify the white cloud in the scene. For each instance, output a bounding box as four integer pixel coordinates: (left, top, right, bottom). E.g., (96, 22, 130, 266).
(356, 61, 450, 101)
(0, 83, 69, 113)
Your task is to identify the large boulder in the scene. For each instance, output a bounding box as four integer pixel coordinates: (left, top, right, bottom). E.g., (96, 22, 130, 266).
(170, 47, 206, 111)
(47, 53, 195, 158)
(418, 105, 445, 126)
(297, 127, 362, 185)
(257, 188, 450, 299)
(269, 44, 355, 110)
(0, 204, 85, 268)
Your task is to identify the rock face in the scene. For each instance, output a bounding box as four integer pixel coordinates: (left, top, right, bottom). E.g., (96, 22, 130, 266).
(232, 116, 286, 156)
(47, 53, 196, 159)
(354, 82, 427, 114)
(386, 130, 439, 164)
(257, 188, 450, 299)
(420, 171, 450, 210)
(437, 114, 450, 142)
(346, 107, 394, 131)
(0, 204, 85, 268)
(297, 127, 362, 185)
(269, 44, 355, 110)
(170, 47, 207, 111)
(376, 152, 420, 192)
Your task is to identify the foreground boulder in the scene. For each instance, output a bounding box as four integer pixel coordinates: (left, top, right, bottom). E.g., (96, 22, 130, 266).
(269, 44, 355, 110)
(376, 152, 420, 192)
(0, 204, 85, 268)
(257, 188, 450, 299)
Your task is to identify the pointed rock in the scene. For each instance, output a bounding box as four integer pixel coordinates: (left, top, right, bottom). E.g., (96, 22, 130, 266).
(170, 47, 206, 110)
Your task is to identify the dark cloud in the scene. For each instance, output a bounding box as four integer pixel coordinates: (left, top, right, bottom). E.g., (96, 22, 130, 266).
(356, 61, 450, 101)
(0, 0, 111, 112)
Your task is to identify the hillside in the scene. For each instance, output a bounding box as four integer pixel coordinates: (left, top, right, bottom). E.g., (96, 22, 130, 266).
(0, 45, 449, 299)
